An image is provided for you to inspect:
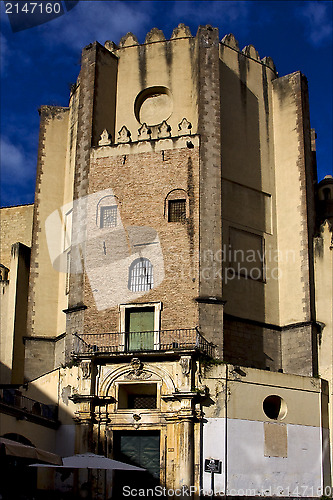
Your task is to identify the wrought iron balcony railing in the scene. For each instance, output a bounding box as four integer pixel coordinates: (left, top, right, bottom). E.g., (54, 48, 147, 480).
(73, 328, 215, 358)
(0, 389, 58, 424)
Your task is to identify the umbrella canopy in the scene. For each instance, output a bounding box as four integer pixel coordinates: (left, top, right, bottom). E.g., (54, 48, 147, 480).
(0, 437, 62, 465)
(30, 452, 145, 471)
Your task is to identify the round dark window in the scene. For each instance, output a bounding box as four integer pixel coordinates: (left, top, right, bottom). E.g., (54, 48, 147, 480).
(263, 395, 287, 420)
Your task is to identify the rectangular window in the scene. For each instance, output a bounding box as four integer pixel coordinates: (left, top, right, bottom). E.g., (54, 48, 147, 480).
(128, 395, 157, 409)
(100, 205, 117, 228)
(168, 199, 186, 222)
(118, 383, 157, 409)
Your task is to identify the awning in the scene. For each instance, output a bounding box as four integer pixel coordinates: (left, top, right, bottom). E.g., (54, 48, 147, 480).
(30, 452, 145, 471)
(0, 437, 62, 465)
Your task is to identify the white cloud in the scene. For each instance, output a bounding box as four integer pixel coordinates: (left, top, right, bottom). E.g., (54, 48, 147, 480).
(39, 1, 153, 50)
(0, 33, 10, 75)
(299, 1, 332, 46)
(171, 0, 251, 32)
(0, 136, 35, 186)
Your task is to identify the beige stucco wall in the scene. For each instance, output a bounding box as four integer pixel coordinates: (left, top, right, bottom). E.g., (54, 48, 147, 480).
(0, 204, 32, 383)
(0, 204, 33, 269)
(203, 363, 327, 427)
(314, 221, 333, 482)
(0, 280, 10, 381)
(315, 222, 333, 382)
(0, 243, 30, 384)
(272, 72, 313, 326)
(55, 90, 78, 342)
(27, 108, 70, 340)
(219, 41, 279, 325)
(112, 28, 198, 144)
(26, 366, 79, 427)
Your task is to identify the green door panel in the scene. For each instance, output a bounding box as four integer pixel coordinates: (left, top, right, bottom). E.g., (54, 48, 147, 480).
(119, 432, 160, 479)
(128, 309, 154, 331)
(113, 431, 160, 498)
(126, 308, 154, 351)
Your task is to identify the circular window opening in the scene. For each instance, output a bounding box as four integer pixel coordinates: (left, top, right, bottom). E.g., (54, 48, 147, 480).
(263, 395, 287, 420)
(134, 86, 172, 126)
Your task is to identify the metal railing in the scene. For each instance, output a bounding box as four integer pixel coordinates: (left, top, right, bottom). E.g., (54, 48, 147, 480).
(0, 389, 58, 422)
(73, 328, 215, 358)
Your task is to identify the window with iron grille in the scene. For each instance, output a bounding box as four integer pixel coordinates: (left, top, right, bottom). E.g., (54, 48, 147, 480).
(118, 383, 158, 409)
(168, 199, 186, 222)
(128, 258, 153, 292)
(100, 205, 117, 228)
(128, 395, 157, 409)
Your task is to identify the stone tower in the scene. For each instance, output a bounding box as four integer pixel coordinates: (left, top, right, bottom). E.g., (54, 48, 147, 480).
(9, 24, 330, 497)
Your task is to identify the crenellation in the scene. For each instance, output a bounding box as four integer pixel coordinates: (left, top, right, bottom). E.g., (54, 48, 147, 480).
(104, 40, 118, 52)
(145, 27, 166, 44)
(242, 44, 260, 61)
(118, 31, 139, 47)
(221, 33, 239, 50)
(261, 55, 277, 73)
(171, 23, 192, 39)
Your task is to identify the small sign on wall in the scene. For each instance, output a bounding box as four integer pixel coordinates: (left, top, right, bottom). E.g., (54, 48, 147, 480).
(204, 459, 222, 474)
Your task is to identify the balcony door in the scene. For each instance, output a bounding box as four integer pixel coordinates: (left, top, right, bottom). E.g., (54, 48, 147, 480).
(126, 307, 155, 351)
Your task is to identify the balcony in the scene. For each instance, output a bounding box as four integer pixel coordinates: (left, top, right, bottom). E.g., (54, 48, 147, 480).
(73, 328, 215, 358)
(0, 389, 59, 429)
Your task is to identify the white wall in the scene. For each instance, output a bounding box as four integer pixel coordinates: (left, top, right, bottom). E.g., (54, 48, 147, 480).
(203, 418, 324, 497)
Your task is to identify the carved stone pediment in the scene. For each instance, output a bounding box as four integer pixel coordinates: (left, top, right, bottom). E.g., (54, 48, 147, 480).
(138, 123, 151, 141)
(124, 358, 152, 380)
(158, 120, 171, 138)
(178, 118, 192, 136)
(118, 125, 131, 143)
(131, 358, 142, 372)
(98, 128, 112, 146)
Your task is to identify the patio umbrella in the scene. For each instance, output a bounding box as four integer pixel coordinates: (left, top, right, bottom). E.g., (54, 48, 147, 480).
(30, 452, 145, 471)
(0, 437, 62, 465)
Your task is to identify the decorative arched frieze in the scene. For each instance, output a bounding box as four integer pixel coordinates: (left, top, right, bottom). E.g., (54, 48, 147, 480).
(98, 361, 176, 397)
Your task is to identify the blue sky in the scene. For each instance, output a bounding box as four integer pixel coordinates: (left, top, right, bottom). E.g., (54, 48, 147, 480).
(1, 0, 332, 207)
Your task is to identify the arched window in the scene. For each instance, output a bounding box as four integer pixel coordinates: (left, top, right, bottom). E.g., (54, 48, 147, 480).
(164, 189, 188, 222)
(96, 194, 119, 228)
(128, 258, 153, 292)
(100, 205, 117, 227)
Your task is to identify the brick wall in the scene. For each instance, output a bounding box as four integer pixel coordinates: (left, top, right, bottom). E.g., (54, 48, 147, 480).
(83, 145, 200, 334)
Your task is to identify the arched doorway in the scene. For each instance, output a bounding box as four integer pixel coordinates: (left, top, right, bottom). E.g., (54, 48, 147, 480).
(0, 433, 37, 499)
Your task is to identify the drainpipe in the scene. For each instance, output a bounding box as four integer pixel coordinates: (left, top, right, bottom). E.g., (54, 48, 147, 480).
(224, 365, 228, 498)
